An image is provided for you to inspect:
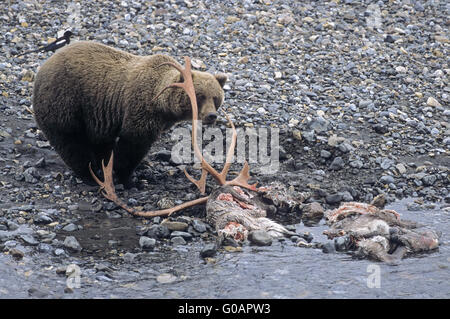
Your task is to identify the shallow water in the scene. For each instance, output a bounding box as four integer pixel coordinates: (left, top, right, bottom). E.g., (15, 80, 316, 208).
(1, 198, 448, 299)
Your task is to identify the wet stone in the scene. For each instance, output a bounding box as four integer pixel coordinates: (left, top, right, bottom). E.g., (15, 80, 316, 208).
(62, 223, 78, 232)
(20, 234, 39, 246)
(322, 242, 336, 254)
(248, 230, 272, 246)
(380, 175, 395, 185)
(302, 202, 324, 226)
(63, 236, 82, 252)
(7, 221, 19, 231)
(34, 213, 53, 225)
(170, 231, 193, 241)
(9, 248, 24, 259)
(54, 248, 66, 256)
(334, 237, 348, 252)
(160, 220, 188, 231)
(200, 243, 217, 258)
(302, 232, 314, 243)
(325, 194, 342, 205)
(170, 236, 186, 246)
(192, 219, 207, 233)
(290, 235, 300, 243)
(139, 236, 156, 250)
(329, 157, 345, 170)
(145, 224, 170, 239)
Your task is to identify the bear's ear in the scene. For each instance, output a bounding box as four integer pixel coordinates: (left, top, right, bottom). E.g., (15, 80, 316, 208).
(215, 74, 227, 88)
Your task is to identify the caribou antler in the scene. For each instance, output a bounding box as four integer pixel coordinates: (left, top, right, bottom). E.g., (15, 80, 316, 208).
(89, 152, 208, 217)
(89, 56, 259, 218)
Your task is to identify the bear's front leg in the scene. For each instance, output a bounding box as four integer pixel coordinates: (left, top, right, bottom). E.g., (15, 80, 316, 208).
(113, 136, 150, 187)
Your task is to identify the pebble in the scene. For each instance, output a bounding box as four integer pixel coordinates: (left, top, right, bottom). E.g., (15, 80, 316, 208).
(145, 224, 170, 239)
(160, 219, 188, 231)
(325, 194, 342, 205)
(248, 230, 272, 246)
(302, 202, 324, 226)
(380, 175, 395, 185)
(329, 157, 345, 170)
(426, 97, 441, 107)
(334, 237, 348, 252)
(170, 236, 186, 246)
(9, 248, 25, 259)
(62, 223, 78, 232)
(192, 219, 207, 233)
(170, 231, 193, 241)
(20, 234, 39, 246)
(200, 243, 217, 258)
(322, 242, 336, 254)
(34, 213, 53, 225)
(156, 273, 177, 284)
(63, 236, 82, 252)
(139, 236, 156, 250)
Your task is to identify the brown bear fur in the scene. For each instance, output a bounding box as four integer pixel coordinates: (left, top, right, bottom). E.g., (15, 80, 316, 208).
(33, 41, 227, 184)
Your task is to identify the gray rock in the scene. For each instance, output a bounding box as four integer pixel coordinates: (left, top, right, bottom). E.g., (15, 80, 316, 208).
(37, 243, 52, 254)
(63, 236, 82, 252)
(192, 219, 207, 233)
(248, 230, 272, 246)
(422, 175, 437, 186)
(380, 175, 395, 184)
(170, 231, 193, 241)
(322, 242, 336, 253)
(139, 236, 156, 250)
(334, 237, 348, 251)
(320, 150, 332, 159)
(326, 193, 343, 205)
(170, 236, 186, 245)
(62, 223, 78, 232)
(7, 220, 19, 231)
(200, 243, 217, 258)
(302, 202, 324, 225)
(145, 224, 170, 239)
(302, 130, 316, 143)
(329, 157, 345, 170)
(160, 220, 188, 231)
(349, 160, 364, 169)
(34, 213, 53, 225)
(54, 248, 66, 256)
(308, 116, 329, 132)
(20, 234, 39, 246)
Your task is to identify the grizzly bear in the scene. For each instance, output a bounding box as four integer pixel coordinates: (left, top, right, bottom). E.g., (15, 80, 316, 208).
(32, 41, 227, 185)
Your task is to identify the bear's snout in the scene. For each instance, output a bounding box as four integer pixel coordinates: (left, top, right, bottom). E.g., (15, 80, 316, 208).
(203, 112, 218, 124)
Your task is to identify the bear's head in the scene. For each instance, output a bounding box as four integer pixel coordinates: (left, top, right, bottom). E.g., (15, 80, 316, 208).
(169, 70, 227, 125)
(193, 71, 227, 124)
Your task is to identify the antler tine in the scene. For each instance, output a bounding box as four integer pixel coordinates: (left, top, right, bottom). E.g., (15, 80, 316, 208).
(226, 161, 258, 191)
(89, 152, 134, 214)
(184, 167, 208, 194)
(216, 111, 236, 181)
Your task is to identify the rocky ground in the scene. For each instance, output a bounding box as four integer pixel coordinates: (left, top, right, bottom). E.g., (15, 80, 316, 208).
(0, 0, 448, 298)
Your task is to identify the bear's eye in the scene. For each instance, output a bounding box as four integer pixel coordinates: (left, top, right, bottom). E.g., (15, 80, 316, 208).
(196, 94, 205, 104)
(214, 97, 221, 109)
